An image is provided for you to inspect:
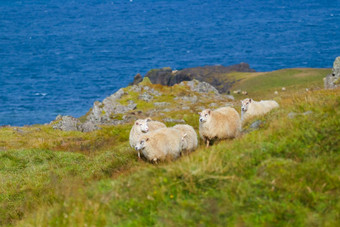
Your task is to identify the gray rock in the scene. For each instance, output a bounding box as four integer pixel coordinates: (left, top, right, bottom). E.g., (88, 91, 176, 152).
(130, 85, 142, 93)
(302, 111, 313, 116)
(225, 95, 235, 101)
(180, 79, 220, 95)
(174, 95, 198, 103)
(80, 121, 100, 132)
(288, 112, 298, 119)
(249, 120, 263, 130)
(325, 56, 340, 89)
(163, 118, 185, 123)
(86, 88, 137, 125)
(139, 92, 153, 102)
(154, 102, 169, 107)
(51, 115, 81, 131)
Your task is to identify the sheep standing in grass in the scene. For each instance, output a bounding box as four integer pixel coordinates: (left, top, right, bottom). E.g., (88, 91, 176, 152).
(129, 118, 166, 158)
(173, 124, 198, 152)
(199, 107, 241, 147)
(135, 128, 183, 162)
(241, 98, 279, 122)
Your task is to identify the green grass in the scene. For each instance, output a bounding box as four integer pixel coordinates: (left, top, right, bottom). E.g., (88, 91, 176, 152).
(0, 68, 339, 226)
(230, 68, 331, 99)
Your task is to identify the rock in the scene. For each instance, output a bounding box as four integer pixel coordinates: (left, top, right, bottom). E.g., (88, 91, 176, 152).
(288, 112, 298, 119)
(302, 111, 313, 116)
(144, 67, 174, 85)
(225, 95, 235, 101)
(129, 73, 143, 86)
(324, 56, 340, 89)
(80, 121, 100, 132)
(154, 102, 169, 107)
(249, 120, 263, 130)
(174, 95, 198, 103)
(163, 118, 185, 123)
(139, 92, 153, 102)
(131, 63, 256, 93)
(86, 88, 137, 125)
(51, 115, 81, 131)
(180, 79, 219, 95)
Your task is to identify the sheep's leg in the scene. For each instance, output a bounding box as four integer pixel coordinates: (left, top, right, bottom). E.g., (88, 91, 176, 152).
(206, 139, 210, 147)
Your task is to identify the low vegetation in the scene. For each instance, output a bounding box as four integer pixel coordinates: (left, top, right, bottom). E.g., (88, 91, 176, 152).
(0, 68, 339, 226)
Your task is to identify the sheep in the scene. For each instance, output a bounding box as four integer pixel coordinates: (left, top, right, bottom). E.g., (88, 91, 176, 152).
(135, 127, 183, 162)
(282, 87, 286, 91)
(242, 91, 248, 95)
(129, 118, 166, 158)
(172, 124, 198, 153)
(241, 98, 279, 122)
(199, 107, 241, 147)
(274, 91, 279, 95)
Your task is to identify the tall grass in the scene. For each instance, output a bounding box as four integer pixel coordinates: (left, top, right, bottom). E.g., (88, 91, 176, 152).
(11, 88, 340, 226)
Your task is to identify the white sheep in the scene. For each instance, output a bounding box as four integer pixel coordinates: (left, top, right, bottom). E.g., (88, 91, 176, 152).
(172, 124, 198, 153)
(135, 127, 183, 162)
(199, 107, 241, 147)
(241, 98, 279, 122)
(129, 118, 166, 158)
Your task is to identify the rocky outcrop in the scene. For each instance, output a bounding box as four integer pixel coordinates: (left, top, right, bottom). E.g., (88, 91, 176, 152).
(325, 57, 340, 89)
(51, 77, 233, 132)
(129, 73, 143, 86)
(86, 88, 137, 125)
(130, 63, 256, 93)
(179, 79, 219, 95)
(51, 115, 81, 131)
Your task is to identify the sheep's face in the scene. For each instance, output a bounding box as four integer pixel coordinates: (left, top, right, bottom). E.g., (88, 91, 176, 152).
(199, 109, 211, 123)
(241, 98, 252, 112)
(135, 138, 149, 151)
(135, 118, 150, 133)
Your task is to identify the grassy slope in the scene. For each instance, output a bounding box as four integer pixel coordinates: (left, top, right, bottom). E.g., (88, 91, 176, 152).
(1, 68, 339, 226)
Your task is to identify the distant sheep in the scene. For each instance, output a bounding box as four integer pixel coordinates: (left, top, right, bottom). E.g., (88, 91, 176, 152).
(282, 87, 286, 91)
(241, 98, 279, 122)
(173, 124, 198, 152)
(274, 91, 279, 95)
(135, 128, 183, 162)
(242, 91, 248, 95)
(129, 118, 166, 158)
(199, 107, 241, 147)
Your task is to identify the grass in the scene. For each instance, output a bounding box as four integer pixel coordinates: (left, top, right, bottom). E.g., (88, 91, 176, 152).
(0, 68, 339, 226)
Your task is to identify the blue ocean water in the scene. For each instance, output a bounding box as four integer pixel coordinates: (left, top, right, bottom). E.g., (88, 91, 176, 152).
(1, 0, 339, 126)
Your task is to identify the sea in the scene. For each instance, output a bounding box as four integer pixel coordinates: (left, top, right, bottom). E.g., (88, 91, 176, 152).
(1, 0, 339, 126)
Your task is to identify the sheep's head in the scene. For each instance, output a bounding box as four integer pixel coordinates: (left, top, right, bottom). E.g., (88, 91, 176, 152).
(241, 98, 252, 112)
(134, 118, 152, 133)
(135, 137, 149, 151)
(199, 109, 211, 123)
(181, 133, 188, 150)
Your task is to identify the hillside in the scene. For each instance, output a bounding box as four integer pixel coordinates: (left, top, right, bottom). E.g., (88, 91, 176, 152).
(1, 68, 339, 226)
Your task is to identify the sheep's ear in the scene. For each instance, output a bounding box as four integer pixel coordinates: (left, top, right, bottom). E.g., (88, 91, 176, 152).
(136, 122, 139, 125)
(208, 110, 211, 114)
(146, 118, 152, 122)
(249, 99, 252, 103)
(146, 138, 150, 141)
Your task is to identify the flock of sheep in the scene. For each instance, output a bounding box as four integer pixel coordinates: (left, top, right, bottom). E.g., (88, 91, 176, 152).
(129, 98, 279, 163)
